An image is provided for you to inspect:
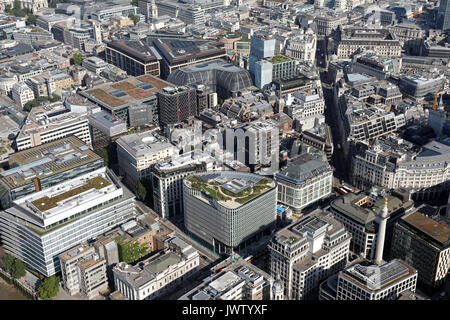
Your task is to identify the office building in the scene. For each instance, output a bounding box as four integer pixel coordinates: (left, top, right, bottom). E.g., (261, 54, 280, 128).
(113, 237, 200, 300)
(180, 258, 273, 300)
(116, 131, 178, 186)
(157, 86, 198, 127)
(333, 259, 417, 300)
(314, 13, 346, 36)
(329, 191, 414, 260)
(105, 40, 160, 77)
(285, 29, 317, 65)
(82, 57, 109, 75)
(390, 207, 450, 292)
(183, 172, 277, 254)
(90, 4, 139, 23)
(285, 86, 325, 122)
(59, 243, 108, 299)
(152, 151, 221, 219)
(0, 136, 103, 208)
(152, 38, 226, 79)
(79, 75, 171, 126)
(156, 1, 206, 25)
(88, 109, 127, 149)
(249, 34, 275, 77)
(15, 103, 91, 151)
(336, 28, 402, 59)
(269, 209, 351, 300)
(11, 82, 34, 109)
(167, 59, 253, 99)
(437, 0, 450, 31)
(398, 75, 445, 98)
(340, 99, 405, 141)
(350, 136, 450, 190)
(35, 14, 75, 32)
(254, 60, 273, 90)
(0, 166, 136, 276)
(275, 153, 332, 213)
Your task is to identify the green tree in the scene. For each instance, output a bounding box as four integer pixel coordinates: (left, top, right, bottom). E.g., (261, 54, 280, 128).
(1, 253, 15, 274)
(38, 276, 60, 300)
(72, 53, 84, 65)
(130, 0, 138, 6)
(11, 259, 26, 279)
(128, 13, 139, 25)
(94, 148, 109, 167)
(26, 14, 37, 25)
(5, 4, 12, 14)
(135, 180, 147, 201)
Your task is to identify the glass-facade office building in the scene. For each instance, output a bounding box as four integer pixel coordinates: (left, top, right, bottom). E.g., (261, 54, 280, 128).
(183, 172, 277, 254)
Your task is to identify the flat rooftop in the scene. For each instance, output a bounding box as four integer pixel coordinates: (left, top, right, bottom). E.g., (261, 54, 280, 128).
(153, 38, 225, 63)
(342, 259, 416, 292)
(17, 103, 87, 140)
(145, 251, 182, 275)
(185, 172, 275, 208)
(403, 211, 450, 245)
(276, 153, 331, 184)
(116, 131, 176, 158)
(107, 40, 159, 64)
(18, 167, 118, 219)
(81, 75, 170, 109)
(0, 136, 101, 190)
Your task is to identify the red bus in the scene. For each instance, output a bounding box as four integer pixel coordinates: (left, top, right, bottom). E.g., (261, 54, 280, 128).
(342, 185, 354, 193)
(338, 187, 348, 194)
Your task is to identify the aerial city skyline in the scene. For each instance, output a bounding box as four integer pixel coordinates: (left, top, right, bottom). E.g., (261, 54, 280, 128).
(0, 0, 448, 305)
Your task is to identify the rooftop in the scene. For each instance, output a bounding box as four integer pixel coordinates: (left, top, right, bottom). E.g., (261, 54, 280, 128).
(107, 40, 159, 64)
(145, 251, 182, 275)
(276, 153, 331, 184)
(81, 75, 170, 109)
(153, 38, 225, 64)
(116, 131, 176, 158)
(17, 103, 87, 140)
(184, 172, 275, 208)
(342, 259, 416, 292)
(402, 211, 450, 246)
(0, 136, 101, 190)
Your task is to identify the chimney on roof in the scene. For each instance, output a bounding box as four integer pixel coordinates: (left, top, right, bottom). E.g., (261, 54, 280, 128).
(32, 177, 41, 192)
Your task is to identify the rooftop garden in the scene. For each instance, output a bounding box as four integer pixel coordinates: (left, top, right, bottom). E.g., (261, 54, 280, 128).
(31, 176, 111, 212)
(111, 81, 135, 91)
(136, 75, 167, 89)
(186, 175, 272, 205)
(270, 54, 291, 63)
(87, 89, 124, 107)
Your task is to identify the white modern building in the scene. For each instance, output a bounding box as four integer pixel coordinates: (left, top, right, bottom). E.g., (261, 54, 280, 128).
(269, 209, 351, 300)
(275, 153, 332, 213)
(15, 103, 91, 151)
(0, 166, 136, 276)
(113, 237, 200, 300)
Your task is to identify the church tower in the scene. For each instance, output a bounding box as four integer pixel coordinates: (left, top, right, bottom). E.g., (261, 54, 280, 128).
(272, 275, 284, 300)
